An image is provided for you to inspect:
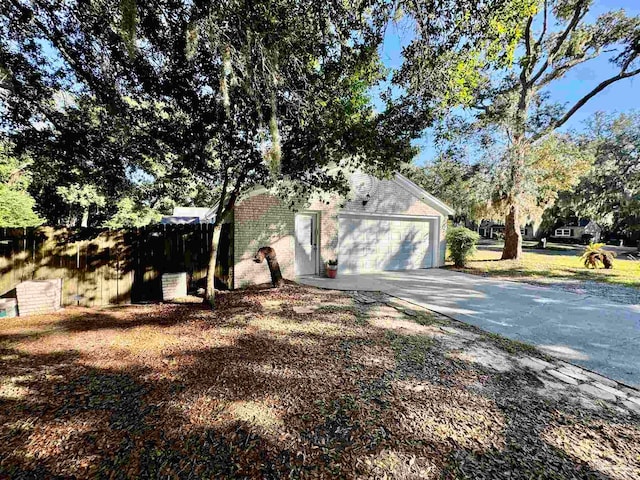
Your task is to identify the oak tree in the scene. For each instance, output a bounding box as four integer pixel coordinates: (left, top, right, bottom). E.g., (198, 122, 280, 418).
(397, 0, 640, 259)
(1, 0, 415, 306)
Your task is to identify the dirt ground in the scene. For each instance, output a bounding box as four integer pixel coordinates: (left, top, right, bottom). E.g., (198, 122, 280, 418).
(1, 284, 639, 479)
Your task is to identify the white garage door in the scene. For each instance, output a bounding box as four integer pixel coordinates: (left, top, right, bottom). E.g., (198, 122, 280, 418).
(338, 215, 434, 274)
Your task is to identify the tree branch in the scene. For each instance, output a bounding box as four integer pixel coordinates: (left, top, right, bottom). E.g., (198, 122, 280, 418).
(470, 103, 490, 112)
(535, 0, 549, 49)
(8, 0, 121, 108)
(532, 65, 640, 141)
(213, 168, 230, 226)
(524, 16, 534, 60)
(538, 51, 600, 86)
(528, 0, 589, 87)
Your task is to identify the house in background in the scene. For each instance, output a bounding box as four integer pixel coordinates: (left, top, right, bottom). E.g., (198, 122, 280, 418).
(550, 219, 602, 243)
(477, 220, 536, 240)
(171, 172, 454, 289)
(161, 207, 216, 224)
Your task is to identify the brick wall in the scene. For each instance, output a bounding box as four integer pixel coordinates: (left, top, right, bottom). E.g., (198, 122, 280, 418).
(16, 279, 62, 316)
(233, 194, 295, 288)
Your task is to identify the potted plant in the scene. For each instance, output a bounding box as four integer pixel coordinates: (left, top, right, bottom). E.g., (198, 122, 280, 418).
(326, 259, 338, 278)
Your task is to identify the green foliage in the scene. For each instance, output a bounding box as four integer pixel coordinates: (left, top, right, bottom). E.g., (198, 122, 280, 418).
(487, 133, 594, 223)
(2, 0, 415, 302)
(553, 112, 640, 237)
(2, 0, 412, 212)
(0, 185, 43, 227)
(119, 0, 138, 56)
(0, 143, 42, 227)
(104, 197, 161, 228)
(397, 0, 640, 259)
(56, 183, 106, 227)
(404, 155, 492, 222)
(446, 226, 480, 267)
(580, 242, 616, 270)
(56, 184, 106, 210)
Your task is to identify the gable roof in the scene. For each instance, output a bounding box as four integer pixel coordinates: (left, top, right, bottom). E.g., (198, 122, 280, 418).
(393, 173, 455, 216)
(167, 171, 455, 220)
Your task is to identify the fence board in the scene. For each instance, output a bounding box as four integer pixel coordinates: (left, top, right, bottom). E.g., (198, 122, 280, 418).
(0, 225, 217, 307)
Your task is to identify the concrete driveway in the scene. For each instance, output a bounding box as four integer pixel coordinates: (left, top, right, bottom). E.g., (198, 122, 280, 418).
(299, 269, 640, 386)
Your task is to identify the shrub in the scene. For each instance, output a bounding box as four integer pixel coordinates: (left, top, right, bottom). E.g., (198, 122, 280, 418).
(447, 226, 480, 267)
(580, 242, 616, 269)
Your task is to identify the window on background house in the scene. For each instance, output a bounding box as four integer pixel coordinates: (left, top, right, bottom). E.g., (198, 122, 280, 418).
(555, 228, 571, 237)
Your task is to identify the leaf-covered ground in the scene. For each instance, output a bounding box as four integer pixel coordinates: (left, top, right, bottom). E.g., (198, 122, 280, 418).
(1, 284, 639, 479)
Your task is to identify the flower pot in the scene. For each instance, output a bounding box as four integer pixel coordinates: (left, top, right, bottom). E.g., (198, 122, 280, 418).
(326, 264, 338, 278)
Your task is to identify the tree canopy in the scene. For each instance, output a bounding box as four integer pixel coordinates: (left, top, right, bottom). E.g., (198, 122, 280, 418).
(403, 155, 492, 223)
(396, 0, 640, 258)
(0, 142, 42, 227)
(552, 111, 640, 238)
(1, 0, 415, 304)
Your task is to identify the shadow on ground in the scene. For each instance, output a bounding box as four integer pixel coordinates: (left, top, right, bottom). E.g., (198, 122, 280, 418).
(1, 284, 638, 479)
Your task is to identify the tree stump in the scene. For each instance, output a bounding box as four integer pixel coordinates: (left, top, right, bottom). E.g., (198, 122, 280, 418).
(253, 246, 285, 288)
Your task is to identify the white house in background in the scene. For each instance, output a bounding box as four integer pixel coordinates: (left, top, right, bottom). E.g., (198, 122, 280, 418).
(551, 219, 602, 243)
(161, 207, 216, 224)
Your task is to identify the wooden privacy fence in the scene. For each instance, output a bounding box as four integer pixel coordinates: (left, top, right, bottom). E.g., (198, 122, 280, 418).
(0, 225, 220, 307)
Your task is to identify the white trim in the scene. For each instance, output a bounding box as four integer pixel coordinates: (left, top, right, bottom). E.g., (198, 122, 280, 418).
(238, 186, 270, 202)
(294, 212, 320, 276)
(433, 215, 440, 267)
(393, 173, 455, 216)
(555, 228, 572, 237)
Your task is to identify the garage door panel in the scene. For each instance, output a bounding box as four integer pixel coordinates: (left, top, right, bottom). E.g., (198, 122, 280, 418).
(338, 216, 433, 274)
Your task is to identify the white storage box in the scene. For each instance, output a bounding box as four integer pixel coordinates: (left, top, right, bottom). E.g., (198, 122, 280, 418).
(16, 279, 63, 316)
(161, 272, 188, 300)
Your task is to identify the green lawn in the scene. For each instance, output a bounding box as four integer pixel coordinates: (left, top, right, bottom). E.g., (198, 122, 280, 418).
(451, 248, 640, 289)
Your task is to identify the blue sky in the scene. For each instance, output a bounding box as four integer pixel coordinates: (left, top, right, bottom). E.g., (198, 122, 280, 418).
(376, 0, 640, 165)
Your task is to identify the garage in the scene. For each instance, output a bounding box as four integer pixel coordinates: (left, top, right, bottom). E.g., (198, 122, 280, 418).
(338, 214, 436, 274)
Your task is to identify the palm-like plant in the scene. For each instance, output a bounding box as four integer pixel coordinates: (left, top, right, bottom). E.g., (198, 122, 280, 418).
(580, 243, 616, 269)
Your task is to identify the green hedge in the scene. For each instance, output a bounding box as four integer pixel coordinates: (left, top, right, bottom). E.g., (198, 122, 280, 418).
(446, 226, 480, 267)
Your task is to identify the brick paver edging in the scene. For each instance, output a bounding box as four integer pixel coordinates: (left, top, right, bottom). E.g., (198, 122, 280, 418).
(351, 290, 640, 416)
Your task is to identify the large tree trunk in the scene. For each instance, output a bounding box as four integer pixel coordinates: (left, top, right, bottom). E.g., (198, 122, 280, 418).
(502, 139, 526, 260)
(502, 203, 522, 260)
(205, 222, 222, 307)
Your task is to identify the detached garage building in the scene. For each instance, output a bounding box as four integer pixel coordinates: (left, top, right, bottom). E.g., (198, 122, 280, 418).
(227, 172, 453, 288)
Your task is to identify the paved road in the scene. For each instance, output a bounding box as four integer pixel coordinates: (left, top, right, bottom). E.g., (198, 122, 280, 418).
(299, 269, 640, 386)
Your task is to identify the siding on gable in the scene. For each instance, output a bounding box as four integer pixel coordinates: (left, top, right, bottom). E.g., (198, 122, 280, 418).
(342, 176, 441, 217)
